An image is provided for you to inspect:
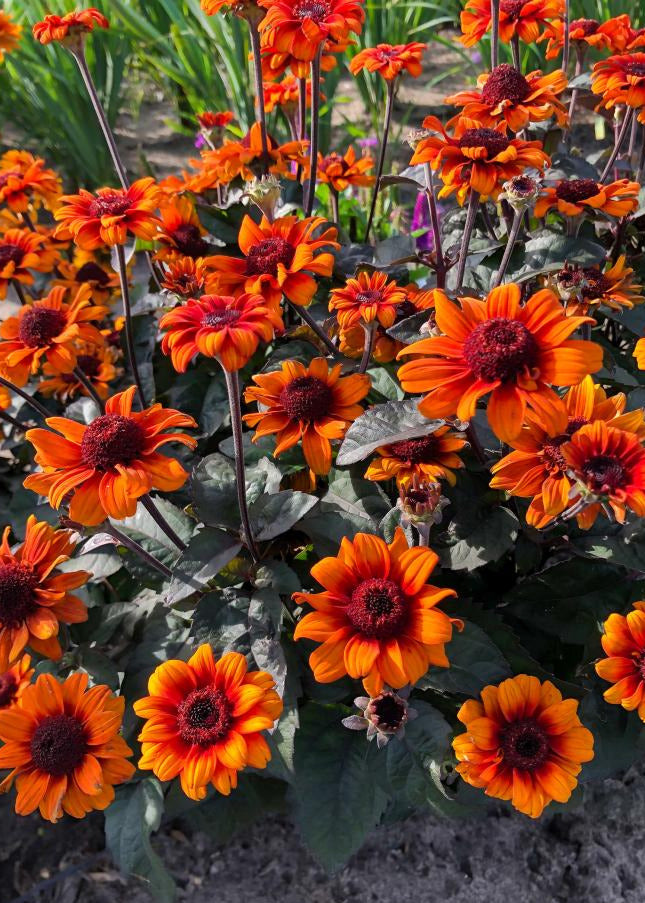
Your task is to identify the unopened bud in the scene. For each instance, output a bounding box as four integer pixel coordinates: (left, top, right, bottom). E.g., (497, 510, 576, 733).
(245, 175, 282, 222)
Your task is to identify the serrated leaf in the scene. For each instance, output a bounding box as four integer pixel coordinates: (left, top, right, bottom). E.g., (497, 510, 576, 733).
(336, 398, 443, 466)
(165, 527, 242, 605)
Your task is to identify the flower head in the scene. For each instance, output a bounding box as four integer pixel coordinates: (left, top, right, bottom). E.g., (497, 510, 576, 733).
(592, 53, 645, 121)
(349, 42, 426, 81)
(596, 602, 645, 721)
(540, 14, 632, 59)
(460, 0, 564, 48)
(156, 198, 211, 262)
(551, 256, 642, 317)
(258, 0, 366, 62)
(0, 150, 61, 213)
(24, 387, 197, 526)
(365, 426, 467, 487)
(134, 645, 282, 799)
(535, 177, 640, 220)
(200, 123, 308, 185)
(397, 475, 450, 526)
(317, 146, 375, 192)
(161, 256, 220, 299)
(0, 649, 32, 711)
(33, 8, 109, 47)
(342, 686, 417, 747)
(338, 323, 401, 363)
(197, 110, 235, 131)
(0, 12, 21, 62)
(264, 74, 312, 113)
(498, 174, 540, 212)
(329, 270, 406, 329)
(294, 528, 458, 695)
(53, 251, 121, 304)
(0, 228, 59, 299)
(0, 672, 134, 822)
(453, 674, 593, 818)
(38, 340, 120, 403)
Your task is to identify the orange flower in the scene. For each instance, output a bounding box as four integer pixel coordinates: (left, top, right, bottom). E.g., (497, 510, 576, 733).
(260, 34, 348, 79)
(560, 421, 645, 529)
(0, 11, 21, 61)
(161, 256, 220, 298)
(155, 198, 211, 262)
(540, 15, 632, 59)
(551, 256, 642, 317)
(349, 42, 426, 81)
(32, 8, 109, 45)
(534, 177, 640, 219)
(258, 0, 365, 62)
(338, 323, 401, 363)
(53, 251, 121, 304)
(134, 645, 283, 799)
(0, 150, 61, 213)
(264, 75, 311, 113)
(453, 674, 593, 818)
(293, 528, 457, 695)
(0, 285, 107, 386)
(24, 387, 197, 526)
(38, 341, 120, 403)
(160, 292, 283, 372)
(0, 228, 59, 300)
(411, 115, 549, 205)
(446, 65, 568, 132)
(635, 336, 645, 370)
(197, 110, 234, 130)
(592, 53, 645, 122)
(397, 285, 603, 444)
(365, 427, 468, 487)
(207, 214, 338, 307)
(460, 0, 564, 48)
(201, 0, 264, 19)
(0, 649, 32, 711)
(54, 178, 161, 250)
(243, 358, 370, 474)
(0, 672, 134, 822)
(490, 377, 645, 527)
(200, 123, 308, 185)
(0, 516, 88, 661)
(317, 146, 375, 192)
(596, 602, 645, 720)
(329, 271, 406, 328)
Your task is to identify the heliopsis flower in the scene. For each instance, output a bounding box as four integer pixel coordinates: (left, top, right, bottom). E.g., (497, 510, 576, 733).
(258, 0, 366, 62)
(0, 12, 21, 62)
(540, 15, 632, 60)
(329, 271, 407, 329)
(200, 0, 265, 22)
(32, 8, 109, 46)
(397, 285, 603, 443)
(592, 53, 645, 122)
(197, 110, 234, 131)
(534, 177, 640, 220)
(0, 649, 32, 711)
(243, 358, 370, 474)
(0, 285, 107, 386)
(201, 124, 308, 185)
(551, 256, 642, 317)
(54, 178, 161, 249)
(134, 645, 283, 799)
(161, 256, 220, 298)
(0, 228, 59, 300)
(155, 198, 212, 262)
(0, 516, 88, 661)
(453, 674, 593, 818)
(445, 65, 568, 132)
(293, 528, 458, 695)
(24, 387, 197, 526)
(160, 292, 283, 372)
(349, 43, 426, 81)
(0, 150, 61, 213)
(596, 602, 645, 720)
(365, 427, 468, 487)
(260, 33, 349, 80)
(264, 75, 311, 113)
(410, 115, 550, 205)
(0, 672, 134, 822)
(207, 214, 338, 307)
(338, 323, 401, 363)
(635, 336, 645, 370)
(317, 146, 375, 192)
(460, 0, 564, 48)
(38, 341, 120, 403)
(53, 252, 121, 304)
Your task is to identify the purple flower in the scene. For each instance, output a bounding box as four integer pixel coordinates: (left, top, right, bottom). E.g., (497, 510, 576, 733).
(411, 192, 437, 251)
(194, 133, 206, 150)
(357, 136, 379, 149)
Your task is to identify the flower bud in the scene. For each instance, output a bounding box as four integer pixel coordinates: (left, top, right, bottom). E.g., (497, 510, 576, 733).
(244, 175, 282, 222)
(342, 686, 417, 748)
(499, 175, 540, 213)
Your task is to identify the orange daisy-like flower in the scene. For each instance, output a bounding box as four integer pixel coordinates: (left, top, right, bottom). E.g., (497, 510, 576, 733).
(318, 146, 375, 193)
(349, 42, 426, 81)
(534, 177, 640, 220)
(445, 65, 568, 132)
(264, 75, 312, 113)
(160, 292, 283, 372)
(0, 150, 61, 213)
(38, 341, 120, 403)
(364, 427, 468, 488)
(635, 336, 645, 371)
(552, 256, 643, 317)
(134, 645, 283, 800)
(243, 358, 370, 474)
(197, 110, 234, 131)
(541, 15, 632, 60)
(293, 528, 457, 695)
(0, 228, 59, 300)
(0, 11, 21, 62)
(161, 256, 220, 298)
(329, 271, 407, 329)
(411, 115, 550, 205)
(24, 387, 197, 526)
(32, 8, 109, 46)
(0, 649, 32, 711)
(156, 198, 211, 262)
(397, 285, 603, 444)
(453, 674, 593, 818)
(200, 124, 308, 186)
(54, 178, 161, 250)
(592, 53, 645, 122)
(207, 214, 338, 307)
(596, 602, 645, 721)
(260, 34, 349, 80)
(0, 672, 134, 823)
(338, 323, 401, 363)
(53, 252, 121, 304)
(0, 516, 88, 662)
(0, 285, 107, 387)
(258, 0, 366, 62)
(460, 0, 564, 48)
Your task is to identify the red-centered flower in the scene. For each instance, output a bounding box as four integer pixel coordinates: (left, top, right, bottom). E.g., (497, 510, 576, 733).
(397, 285, 603, 444)
(24, 387, 197, 526)
(596, 602, 645, 721)
(160, 257, 220, 299)
(0, 12, 21, 62)
(317, 146, 375, 192)
(0, 150, 62, 213)
(540, 15, 632, 59)
(54, 178, 161, 249)
(207, 214, 339, 306)
(349, 42, 426, 81)
(338, 323, 401, 363)
(329, 270, 407, 328)
(160, 292, 283, 372)
(365, 427, 468, 487)
(33, 8, 109, 46)
(38, 340, 120, 403)
(264, 75, 313, 113)
(592, 53, 645, 122)
(460, 0, 564, 47)
(260, 33, 349, 79)
(156, 198, 211, 262)
(198, 123, 308, 186)
(258, 0, 366, 62)
(534, 177, 640, 219)
(0, 228, 59, 300)
(551, 256, 642, 317)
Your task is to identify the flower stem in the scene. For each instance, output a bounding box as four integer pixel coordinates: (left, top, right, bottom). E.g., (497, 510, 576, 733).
(71, 47, 129, 190)
(358, 322, 377, 374)
(562, 0, 570, 72)
(466, 423, 487, 465)
(20, 211, 36, 232)
(365, 77, 396, 242)
(101, 521, 173, 580)
(636, 125, 645, 182)
(11, 280, 28, 305)
(0, 375, 51, 420)
(455, 189, 480, 293)
(600, 107, 634, 182)
(511, 33, 521, 71)
(492, 209, 522, 287)
(222, 368, 260, 562)
(248, 20, 270, 175)
(304, 45, 324, 217)
(297, 76, 307, 140)
(115, 244, 147, 409)
(423, 163, 445, 287)
(286, 299, 339, 357)
(73, 367, 105, 412)
(330, 186, 339, 224)
(565, 44, 586, 147)
(140, 494, 188, 552)
(0, 409, 31, 432)
(490, 0, 500, 69)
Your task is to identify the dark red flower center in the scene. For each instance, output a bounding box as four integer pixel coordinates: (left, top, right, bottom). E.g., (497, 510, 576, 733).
(581, 270, 613, 299)
(280, 376, 333, 421)
(355, 289, 384, 305)
(170, 223, 211, 259)
(320, 153, 348, 175)
(500, 0, 526, 19)
(366, 691, 408, 731)
(245, 236, 296, 277)
(501, 718, 549, 770)
(570, 17, 599, 36)
(458, 128, 510, 158)
(203, 309, 243, 329)
(75, 261, 111, 287)
(18, 307, 67, 348)
(554, 178, 600, 204)
(30, 714, 87, 776)
(636, 651, 645, 682)
(0, 561, 37, 628)
(88, 194, 132, 219)
(0, 671, 18, 708)
(0, 242, 25, 270)
(507, 175, 537, 197)
(346, 577, 409, 640)
(624, 59, 645, 77)
(582, 454, 627, 494)
(463, 317, 538, 383)
(76, 354, 102, 379)
(541, 435, 569, 472)
(388, 435, 439, 464)
(165, 274, 203, 296)
(293, 0, 331, 22)
(177, 686, 233, 747)
(481, 64, 531, 105)
(80, 413, 144, 471)
(567, 416, 587, 435)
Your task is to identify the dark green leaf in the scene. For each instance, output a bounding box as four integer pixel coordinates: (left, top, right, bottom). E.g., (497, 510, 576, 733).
(165, 527, 242, 605)
(419, 622, 511, 696)
(337, 397, 443, 466)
